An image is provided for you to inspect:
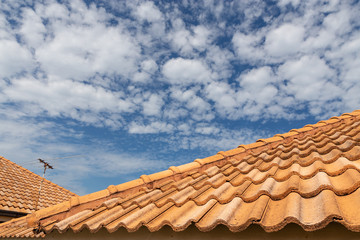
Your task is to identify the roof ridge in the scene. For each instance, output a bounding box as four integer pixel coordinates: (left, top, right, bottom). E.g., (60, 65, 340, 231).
(0, 156, 77, 197)
(23, 109, 360, 228)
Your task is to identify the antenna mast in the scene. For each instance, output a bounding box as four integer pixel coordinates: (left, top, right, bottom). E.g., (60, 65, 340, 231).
(34, 158, 54, 211)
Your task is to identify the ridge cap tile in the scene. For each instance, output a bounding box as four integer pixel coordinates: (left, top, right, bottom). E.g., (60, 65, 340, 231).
(140, 174, 152, 184)
(241, 142, 265, 150)
(223, 147, 246, 157)
(148, 170, 173, 182)
(194, 154, 224, 166)
(319, 119, 340, 124)
(277, 131, 298, 138)
(290, 126, 314, 133)
(259, 136, 284, 143)
(170, 162, 201, 174)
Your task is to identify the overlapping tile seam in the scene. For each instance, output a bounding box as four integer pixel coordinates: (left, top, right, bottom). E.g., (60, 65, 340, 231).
(21, 110, 360, 228)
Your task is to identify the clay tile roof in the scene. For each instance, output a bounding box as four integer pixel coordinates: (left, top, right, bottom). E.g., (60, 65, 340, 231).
(1, 109, 360, 238)
(0, 156, 77, 215)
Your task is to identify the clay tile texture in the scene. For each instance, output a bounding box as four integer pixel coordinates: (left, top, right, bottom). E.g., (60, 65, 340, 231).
(0, 157, 77, 215)
(1, 109, 360, 238)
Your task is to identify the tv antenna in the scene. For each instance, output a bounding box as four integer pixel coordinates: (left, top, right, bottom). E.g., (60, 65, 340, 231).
(34, 158, 54, 211)
(33, 155, 84, 211)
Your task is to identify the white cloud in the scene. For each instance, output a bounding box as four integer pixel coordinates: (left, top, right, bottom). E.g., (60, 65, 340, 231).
(239, 66, 277, 91)
(326, 33, 360, 88)
(133, 72, 150, 83)
(141, 59, 158, 73)
(170, 29, 192, 54)
(168, 19, 213, 55)
(133, 1, 165, 37)
(3, 76, 134, 127)
(162, 58, 213, 84)
(237, 67, 279, 110)
(5, 1, 143, 82)
(265, 23, 305, 58)
(343, 85, 360, 112)
(195, 123, 220, 135)
(170, 87, 214, 121)
(277, 0, 300, 8)
(165, 126, 267, 152)
(322, 7, 352, 36)
(232, 32, 264, 63)
(187, 96, 211, 114)
(19, 8, 46, 48)
(0, 13, 35, 80)
(278, 55, 340, 101)
(205, 45, 234, 79)
(163, 105, 189, 120)
(133, 59, 158, 83)
(128, 121, 174, 134)
(36, 24, 141, 81)
(190, 26, 212, 51)
(205, 81, 238, 118)
(142, 94, 164, 116)
(134, 1, 163, 22)
(36, 1, 69, 19)
(177, 123, 191, 135)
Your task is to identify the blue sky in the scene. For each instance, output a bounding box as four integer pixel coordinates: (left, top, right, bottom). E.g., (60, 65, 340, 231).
(0, 0, 359, 195)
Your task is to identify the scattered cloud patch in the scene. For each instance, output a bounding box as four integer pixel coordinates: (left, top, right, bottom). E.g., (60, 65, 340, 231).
(162, 58, 213, 85)
(142, 94, 164, 116)
(265, 23, 305, 58)
(128, 121, 174, 134)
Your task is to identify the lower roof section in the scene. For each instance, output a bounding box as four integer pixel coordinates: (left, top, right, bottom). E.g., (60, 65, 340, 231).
(0, 156, 77, 214)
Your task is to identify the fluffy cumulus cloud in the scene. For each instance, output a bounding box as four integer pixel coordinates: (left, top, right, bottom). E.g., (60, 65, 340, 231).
(162, 58, 213, 85)
(132, 1, 165, 37)
(128, 121, 174, 134)
(168, 21, 213, 55)
(134, 1, 162, 23)
(278, 55, 340, 101)
(265, 23, 305, 59)
(142, 94, 164, 116)
(35, 13, 141, 80)
(1, 0, 360, 193)
(0, 12, 35, 78)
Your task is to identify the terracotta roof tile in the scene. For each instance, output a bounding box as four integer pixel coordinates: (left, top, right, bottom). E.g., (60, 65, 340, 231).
(2, 109, 360, 237)
(0, 157, 77, 216)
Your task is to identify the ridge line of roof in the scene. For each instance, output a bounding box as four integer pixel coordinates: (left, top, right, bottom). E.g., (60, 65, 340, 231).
(22, 110, 360, 228)
(0, 156, 78, 197)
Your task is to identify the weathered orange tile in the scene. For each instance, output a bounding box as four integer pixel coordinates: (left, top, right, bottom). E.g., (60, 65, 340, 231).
(146, 199, 217, 232)
(196, 195, 269, 231)
(115, 202, 174, 232)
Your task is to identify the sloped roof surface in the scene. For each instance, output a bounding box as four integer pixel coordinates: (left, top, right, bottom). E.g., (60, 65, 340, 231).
(0, 156, 77, 214)
(1, 110, 360, 238)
